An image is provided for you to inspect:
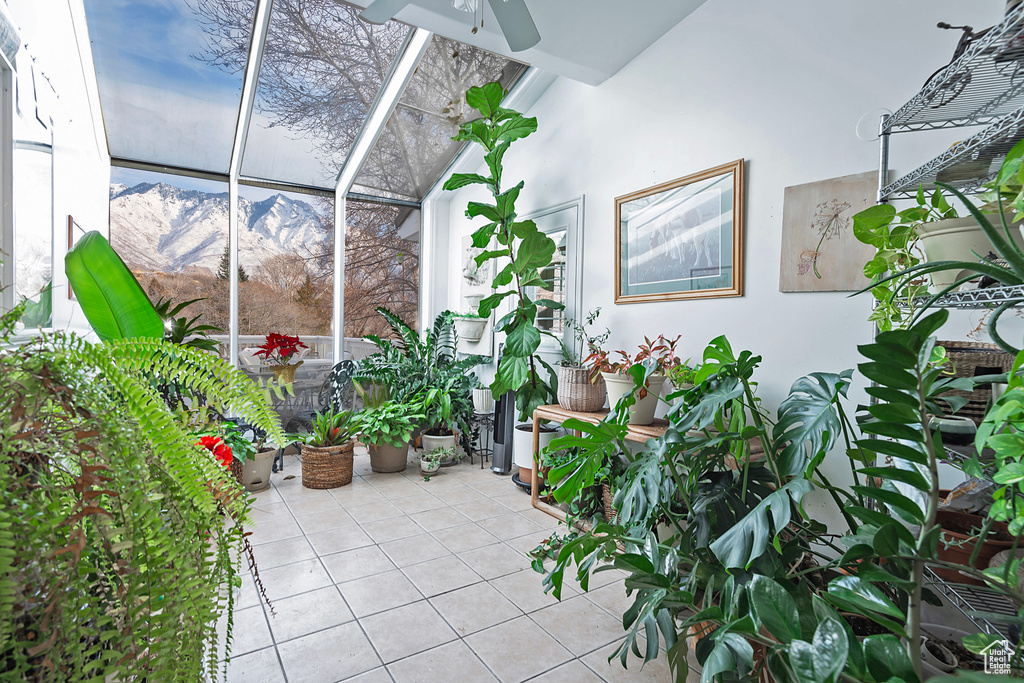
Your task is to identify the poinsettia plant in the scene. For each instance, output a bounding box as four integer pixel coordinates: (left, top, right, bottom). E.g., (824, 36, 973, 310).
(254, 333, 307, 366)
(196, 435, 233, 469)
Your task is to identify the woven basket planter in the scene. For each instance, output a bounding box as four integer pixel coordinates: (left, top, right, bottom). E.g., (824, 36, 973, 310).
(936, 341, 1014, 425)
(557, 366, 606, 412)
(301, 441, 354, 489)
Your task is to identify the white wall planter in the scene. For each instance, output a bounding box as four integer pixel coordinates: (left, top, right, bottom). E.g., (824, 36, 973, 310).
(603, 372, 667, 425)
(917, 214, 1024, 290)
(454, 316, 487, 342)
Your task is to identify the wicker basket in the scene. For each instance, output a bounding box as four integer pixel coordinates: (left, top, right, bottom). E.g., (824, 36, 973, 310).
(558, 366, 607, 413)
(936, 341, 1014, 425)
(229, 457, 244, 486)
(301, 441, 354, 489)
(602, 484, 618, 523)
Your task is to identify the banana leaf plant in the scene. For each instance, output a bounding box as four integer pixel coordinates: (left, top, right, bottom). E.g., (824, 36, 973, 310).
(538, 314, 1022, 682)
(64, 230, 164, 341)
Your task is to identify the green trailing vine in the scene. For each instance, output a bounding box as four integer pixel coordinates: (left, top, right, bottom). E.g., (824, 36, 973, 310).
(443, 81, 562, 421)
(0, 310, 285, 681)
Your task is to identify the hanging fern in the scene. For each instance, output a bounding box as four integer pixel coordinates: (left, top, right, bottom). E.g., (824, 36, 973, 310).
(0, 323, 284, 681)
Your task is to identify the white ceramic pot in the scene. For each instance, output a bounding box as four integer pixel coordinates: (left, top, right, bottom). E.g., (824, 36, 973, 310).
(421, 432, 457, 464)
(916, 214, 1024, 290)
(420, 459, 441, 474)
(603, 372, 667, 425)
(512, 423, 562, 477)
(472, 387, 495, 414)
(464, 294, 484, 310)
(654, 381, 690, 420)
(242, 449, 275, 492)
(454, 316, 487, 342)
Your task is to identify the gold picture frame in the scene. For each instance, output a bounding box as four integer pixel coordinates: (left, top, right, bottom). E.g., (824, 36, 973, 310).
(614, 159, 744, 304)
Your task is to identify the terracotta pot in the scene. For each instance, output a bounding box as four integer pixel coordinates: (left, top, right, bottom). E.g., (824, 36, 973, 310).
(934, 508, 1014, 586)
(602, 372, 667, 425)
(368, 441, 410, 473)
(242, 449, 275, 492)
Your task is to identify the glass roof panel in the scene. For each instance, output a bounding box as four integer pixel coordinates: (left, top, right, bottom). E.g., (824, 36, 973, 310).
(83, 0, 255, 174)
(352, 35, 528, 202)
(240, 1, 410, 189)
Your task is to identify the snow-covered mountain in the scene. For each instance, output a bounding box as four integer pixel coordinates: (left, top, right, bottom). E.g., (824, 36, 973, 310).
(109, 182, 328, 275)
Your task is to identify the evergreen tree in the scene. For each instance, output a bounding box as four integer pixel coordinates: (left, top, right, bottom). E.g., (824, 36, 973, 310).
(217, 243, 248, 282)
(295, 273, 316, 305)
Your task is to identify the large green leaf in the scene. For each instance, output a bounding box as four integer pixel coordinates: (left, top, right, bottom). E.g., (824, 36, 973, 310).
(443, 173, 492, 191)
(787, 619, 848, 683)
(863, 634, 920, 683)
(504, 320, 541, 357)
(710, 479, 814, 569)
(466, 81, 504, 118)
(749, 576, 800, 643)
(514, 231, 557, 273)
(773, 371, 851, 477)
(495, 114, 538, 143)
(65, 231, 163, 341)
(826, 576, 904, 621)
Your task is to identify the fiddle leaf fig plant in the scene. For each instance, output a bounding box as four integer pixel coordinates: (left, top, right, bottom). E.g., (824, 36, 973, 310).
(443, 81, 562, 421)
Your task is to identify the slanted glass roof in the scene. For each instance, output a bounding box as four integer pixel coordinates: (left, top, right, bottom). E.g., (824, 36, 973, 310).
(83, 0, 532, 203)
(83, 0, 255, 174)
(352, 36, 527, 201)
(240, 1, 410, 189)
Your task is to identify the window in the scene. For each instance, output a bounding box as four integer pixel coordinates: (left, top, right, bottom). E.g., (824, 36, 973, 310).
(108, 167, 229, 351)
(344, 198, 419, 339)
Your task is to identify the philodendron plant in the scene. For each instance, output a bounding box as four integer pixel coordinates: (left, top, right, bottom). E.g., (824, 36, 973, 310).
(443, 81, 561, 421)
(538, 311, 1020, 682)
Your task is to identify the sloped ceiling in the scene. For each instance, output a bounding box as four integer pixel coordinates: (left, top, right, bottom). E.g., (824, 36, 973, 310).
(346, 0, 709, 85)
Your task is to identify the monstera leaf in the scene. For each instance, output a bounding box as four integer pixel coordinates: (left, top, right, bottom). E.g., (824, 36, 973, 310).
(65, 231, 163, 341)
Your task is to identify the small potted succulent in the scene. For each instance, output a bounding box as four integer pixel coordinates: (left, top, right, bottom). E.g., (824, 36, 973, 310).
(300, 409, 362, 489)
(359, 400, 425, 473)
(254, 333, 308, 385)
(556, 307, 610, 413)
(590, 334, 682, 425)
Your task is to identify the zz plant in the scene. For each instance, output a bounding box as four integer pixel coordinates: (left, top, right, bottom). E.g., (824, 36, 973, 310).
(443, 81, 562, 421)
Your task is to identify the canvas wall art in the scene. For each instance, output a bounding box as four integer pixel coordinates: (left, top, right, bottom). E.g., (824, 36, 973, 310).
(779, 171, 879, 293)
(615, 160, 744, 304)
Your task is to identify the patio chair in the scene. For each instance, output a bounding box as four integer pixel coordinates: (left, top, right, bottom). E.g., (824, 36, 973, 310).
(318, 359, 359, 413)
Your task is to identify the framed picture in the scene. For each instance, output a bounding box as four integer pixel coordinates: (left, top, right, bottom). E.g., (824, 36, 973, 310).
(778, 171, 879, 292)
(615, 159, 744, 304)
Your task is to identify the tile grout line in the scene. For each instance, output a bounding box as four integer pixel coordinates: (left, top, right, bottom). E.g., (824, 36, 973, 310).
(244, 457, 638, 683)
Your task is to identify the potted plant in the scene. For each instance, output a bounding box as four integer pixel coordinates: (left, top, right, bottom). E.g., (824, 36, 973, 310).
(556, 307, 610, 413)
(300, 409, 361, 489)
(442, 81, 562, 422)
(589, 334, 682, 425)
(253, 332, 308, 385)
(420, 445, 455, 474)
(452, 312, 487, 342)
(359, 400, 424, 473)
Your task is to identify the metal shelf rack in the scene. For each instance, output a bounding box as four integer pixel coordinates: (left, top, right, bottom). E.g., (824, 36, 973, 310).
(899, 283, 1024, 309)
(879, 7, 1024, 201)
(926, 567, 1018, 638)
(885, 12, 1024, 133)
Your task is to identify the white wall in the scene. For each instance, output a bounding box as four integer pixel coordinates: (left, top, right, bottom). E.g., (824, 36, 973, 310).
(435, 0, 1009, 529)
(7, 0, 109, 335)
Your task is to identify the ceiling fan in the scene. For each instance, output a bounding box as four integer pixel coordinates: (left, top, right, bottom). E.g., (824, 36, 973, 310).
(359, 0, 541, 52)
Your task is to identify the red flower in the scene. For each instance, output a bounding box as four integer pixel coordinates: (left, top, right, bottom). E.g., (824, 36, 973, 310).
(253, 333, 307, 365)
(197, 436, 233, 468)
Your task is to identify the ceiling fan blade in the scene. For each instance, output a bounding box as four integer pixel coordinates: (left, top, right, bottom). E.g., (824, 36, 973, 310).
(359, 0, 412, 25)
(486, 0, 540, 52)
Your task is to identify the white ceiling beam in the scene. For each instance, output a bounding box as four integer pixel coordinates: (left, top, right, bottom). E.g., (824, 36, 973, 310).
(333, 27, 432, 361)
(227, 0, 274, 368)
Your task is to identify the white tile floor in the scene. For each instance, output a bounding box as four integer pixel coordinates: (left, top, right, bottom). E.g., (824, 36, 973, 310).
(215, 447, 685, 682)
